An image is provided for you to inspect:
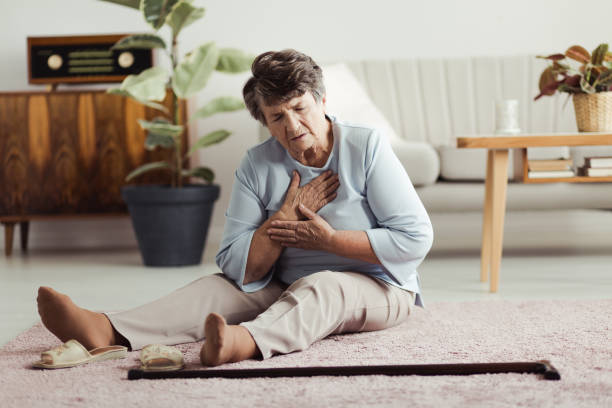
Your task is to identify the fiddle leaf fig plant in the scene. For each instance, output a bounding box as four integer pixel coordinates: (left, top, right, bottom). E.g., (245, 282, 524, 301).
(102, 0, 253, 187)
(535, 43, 612, 100)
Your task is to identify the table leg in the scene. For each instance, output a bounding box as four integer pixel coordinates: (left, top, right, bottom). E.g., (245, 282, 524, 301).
(480, 150, 494, 282)
(3, 222, 16, 257)
(489, 149, 509, 293)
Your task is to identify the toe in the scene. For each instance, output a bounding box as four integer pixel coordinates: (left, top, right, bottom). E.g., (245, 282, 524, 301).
(37, 286, 54, 300)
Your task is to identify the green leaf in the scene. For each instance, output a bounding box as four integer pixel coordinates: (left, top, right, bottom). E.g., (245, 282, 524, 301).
(172, 42, 219, 98)
(190, 97, 245, 121)
(107, 88, 169, 113)
(165, 1, 205, 37)
(98, 0, 140, 9)
(216, 48, 254, 73)
(138, 119, 184, 137)
(563, 74, 581, 88)
(565, 45, 590, 64)
(141, 0, 180, 29)
(580, 77, 596, 94)
(551, 61, 570, 75)
(535, 53, 565, 61)
(186, 129, 230, 157)
(142, 118, 176, 150)
(112, 34, 167, 50)
(125, 161, 171, 181)
(592, 43, 609, 66)
(538, 66, 557, 94)
(145, 133, 176, 150)
(557, 83, 582, 94)
(120, 66, 168, 101)
(182, 166, 215, 182)
(595, 69, 612, 87)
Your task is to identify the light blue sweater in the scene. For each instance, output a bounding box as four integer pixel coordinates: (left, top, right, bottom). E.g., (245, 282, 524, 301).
(216, 116, 433, 307)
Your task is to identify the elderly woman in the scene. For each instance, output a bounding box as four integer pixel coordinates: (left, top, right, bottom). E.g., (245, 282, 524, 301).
(36, 49, 433, 366)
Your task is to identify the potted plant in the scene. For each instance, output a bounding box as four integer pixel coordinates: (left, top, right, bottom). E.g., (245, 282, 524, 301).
(102, 0, 252, 266)
(535, 43, 612, 131)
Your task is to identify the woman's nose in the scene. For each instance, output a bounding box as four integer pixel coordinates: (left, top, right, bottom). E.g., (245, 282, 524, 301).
(285, 113, 300, 132)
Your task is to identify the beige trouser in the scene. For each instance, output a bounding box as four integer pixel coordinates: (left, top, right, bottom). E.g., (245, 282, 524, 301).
(105, 271, 415, 359)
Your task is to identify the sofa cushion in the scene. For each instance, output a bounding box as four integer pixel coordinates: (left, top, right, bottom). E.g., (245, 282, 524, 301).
(527, 146, 570, 160)
(392, 140, 439, 186)
(417, 181, 612, 212)
(322, 63, 400, 143)
(438, 145, 576, 181)
(438, 146, 514, 180)
(323, 63, 439, 186)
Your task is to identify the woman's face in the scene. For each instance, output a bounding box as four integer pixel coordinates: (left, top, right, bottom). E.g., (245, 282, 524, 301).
(260, 92, 330, 161)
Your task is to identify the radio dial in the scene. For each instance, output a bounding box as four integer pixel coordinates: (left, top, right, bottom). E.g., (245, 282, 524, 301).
(118, 51, 135, 68)
(47, 54, 63, 70)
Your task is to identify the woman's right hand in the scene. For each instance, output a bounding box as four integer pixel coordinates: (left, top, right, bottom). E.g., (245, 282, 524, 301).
(278, 170, 339, 220)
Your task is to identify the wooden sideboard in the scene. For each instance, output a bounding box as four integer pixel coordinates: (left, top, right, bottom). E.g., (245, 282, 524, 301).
(0, 90, 187, 256)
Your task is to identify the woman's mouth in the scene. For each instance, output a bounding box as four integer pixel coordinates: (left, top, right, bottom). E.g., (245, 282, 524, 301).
(291, 133, 306, 141)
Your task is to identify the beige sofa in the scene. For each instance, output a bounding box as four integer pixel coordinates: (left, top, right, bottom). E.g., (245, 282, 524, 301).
(314, 59, 612, 214)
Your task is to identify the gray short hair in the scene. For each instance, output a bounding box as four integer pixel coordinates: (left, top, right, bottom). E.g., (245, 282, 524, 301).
(243, 49, 325, 125)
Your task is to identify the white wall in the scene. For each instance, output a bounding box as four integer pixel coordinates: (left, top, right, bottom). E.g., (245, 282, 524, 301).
(2, 0, 611, 255)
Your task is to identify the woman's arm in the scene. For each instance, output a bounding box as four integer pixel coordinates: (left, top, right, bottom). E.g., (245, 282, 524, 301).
(328, 230, 380, 264)
(267, 204, 380, 264)
(243, 213, 286, 285)
(243, 171, 339, 285)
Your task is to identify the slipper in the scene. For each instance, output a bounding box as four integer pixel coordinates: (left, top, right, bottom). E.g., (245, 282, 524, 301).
(32, 339, 127, 369)
(139, 344, 184, 372)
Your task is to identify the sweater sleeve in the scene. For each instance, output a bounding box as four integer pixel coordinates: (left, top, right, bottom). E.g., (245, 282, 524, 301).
(215, 153, 275, 292)
(363, 130, 434, 286)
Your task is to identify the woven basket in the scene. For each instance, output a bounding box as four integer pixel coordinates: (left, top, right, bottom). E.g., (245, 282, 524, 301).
(572, 92, 612, 132)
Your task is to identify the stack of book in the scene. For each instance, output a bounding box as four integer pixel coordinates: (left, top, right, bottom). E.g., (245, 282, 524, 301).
(580, 156, 612, 177)
(527, 158, 575, 178)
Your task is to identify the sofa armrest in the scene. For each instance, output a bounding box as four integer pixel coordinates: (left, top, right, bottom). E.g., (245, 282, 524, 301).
(390, 140, 440, 187)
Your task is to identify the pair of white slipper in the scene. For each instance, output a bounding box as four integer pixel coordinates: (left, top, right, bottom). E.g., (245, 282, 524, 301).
(32, 339, 184, 371)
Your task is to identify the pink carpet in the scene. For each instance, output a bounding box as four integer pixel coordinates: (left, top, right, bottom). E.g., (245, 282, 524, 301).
(1, 299, 611, 408)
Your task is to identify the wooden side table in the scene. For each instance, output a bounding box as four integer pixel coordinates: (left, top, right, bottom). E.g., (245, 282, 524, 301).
(456, 133, 612, 293)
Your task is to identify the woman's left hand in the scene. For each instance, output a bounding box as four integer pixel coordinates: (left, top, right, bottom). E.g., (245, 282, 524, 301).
(267, 204, 336, 251)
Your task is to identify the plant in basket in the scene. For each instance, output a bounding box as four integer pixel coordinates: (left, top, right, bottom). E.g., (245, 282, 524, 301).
(101, 0, 253, 266)
(535, 43, 612, 131)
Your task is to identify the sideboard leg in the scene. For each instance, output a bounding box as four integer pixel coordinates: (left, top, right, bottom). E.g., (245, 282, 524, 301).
(20, 221, 30, 252)
(3, 222, 16, 257)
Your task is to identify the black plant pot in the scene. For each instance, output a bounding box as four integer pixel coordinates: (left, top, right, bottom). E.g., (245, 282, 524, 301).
(121, 184, 220, 267)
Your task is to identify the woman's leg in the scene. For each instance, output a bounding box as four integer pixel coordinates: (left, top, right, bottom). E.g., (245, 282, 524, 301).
(203, 271, 415, 364)
(37, 286, 120, 350)
(38, 274, 286, 351)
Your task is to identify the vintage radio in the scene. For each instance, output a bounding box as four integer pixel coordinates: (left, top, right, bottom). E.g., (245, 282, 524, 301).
(27, 34, 153, 85)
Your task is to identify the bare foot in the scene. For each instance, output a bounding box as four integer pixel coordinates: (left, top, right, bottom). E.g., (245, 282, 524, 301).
(200, 313, 259, 366)
(36, 286, 117, 350)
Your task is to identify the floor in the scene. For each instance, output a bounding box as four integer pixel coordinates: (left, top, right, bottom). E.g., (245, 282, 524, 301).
(2, 245, 611, 347)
